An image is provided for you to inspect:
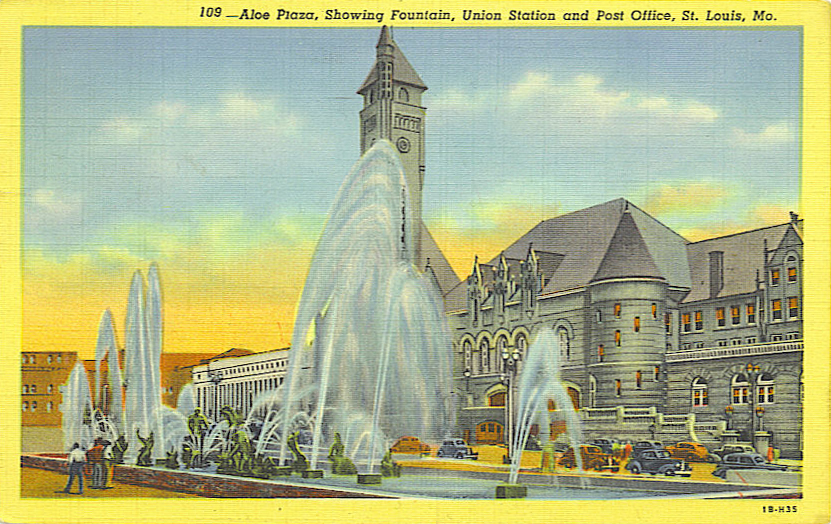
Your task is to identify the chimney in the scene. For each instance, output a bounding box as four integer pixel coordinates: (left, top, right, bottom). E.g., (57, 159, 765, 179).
(709, 251, 724, 298)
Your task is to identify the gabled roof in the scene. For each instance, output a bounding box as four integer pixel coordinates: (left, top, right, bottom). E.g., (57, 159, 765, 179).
(684, 222, 800, 302)
(490, 199, 690, 294)
(358, 26, 427, 94)
(418, 221, 461, 297)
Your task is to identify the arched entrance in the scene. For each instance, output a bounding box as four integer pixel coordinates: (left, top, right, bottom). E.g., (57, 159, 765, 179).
(476, 421, 504, 444)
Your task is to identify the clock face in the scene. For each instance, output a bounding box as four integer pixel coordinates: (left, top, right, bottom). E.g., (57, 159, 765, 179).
(396, 137, 411, 153)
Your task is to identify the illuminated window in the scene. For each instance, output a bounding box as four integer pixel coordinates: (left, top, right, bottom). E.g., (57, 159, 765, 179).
(731, 375, 749, 405)
(614, 330, 621, 347)
(664, 313, 671, 334)
(654, 366, 660, 381)
(489, 392, 506, 407)
(716, 307, 725, 327)
(651, 303, 657, 319)
(787, 266, 797, 283)
(597, 345, 605, 362)
(771, 269, 780, 286)
(694, 311, 703, 330)
(633, 317, 640, 333)
(614, 303, 621, 318)
(788, 297, 799, 318)
(757, 374, 775, 404)
(31, 385, 36, 394)
(635, 371, 642, 389)
(615, 379, 622, 397)
(692, 377, 709, 407)
(772, 299, 782, 320)
(731, 306, 740, 325)
(682, 313, 691, 332)
(747, 304, 756, 324)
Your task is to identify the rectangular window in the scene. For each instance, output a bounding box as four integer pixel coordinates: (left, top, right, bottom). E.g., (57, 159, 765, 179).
(682, 313, 691, 333)
(746, 336, 757, 344)
(786, 332, 800, 340)
(634, 316, 640, 332)
(596, 310, 602, 323)
(652, 303, 657, 319)
(772, 299, 782, 320)
(598, 345, 604, 362)
(614, 330, 621, 346)
(614, 303, 621, 318)
(694, 311, 703, 331)
(747, 304, 756, 324)
(694, 341, 705, 348)
(787, 266, 797, 283)
(731, 306, 740, 325)
(717, 340, 728, 347)
(771, 334, 783, 341)
(615, 379, 622, 396)
(681, 342, 691, 350)
(664, 313, 671, 334)
(730, 338, 742, 346)
(654, 366, 660, 381)
(733, 387, 749, 405)
(788, 297, 799, 318)
(635, 371, 642, 389)
(771, 269, 780, 286)
(716, 307, 725, 327)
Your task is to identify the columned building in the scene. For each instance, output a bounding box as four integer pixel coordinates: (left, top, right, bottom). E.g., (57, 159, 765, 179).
(192, 348, 290, 421)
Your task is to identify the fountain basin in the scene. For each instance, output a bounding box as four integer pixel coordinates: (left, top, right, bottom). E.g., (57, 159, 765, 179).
(495, 483, 527, 499)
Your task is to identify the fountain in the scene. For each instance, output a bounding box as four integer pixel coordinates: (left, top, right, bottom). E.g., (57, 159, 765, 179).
(500, 328, 585, 498)
(60, 362, 94, 451)
(278, 140, 455, 475)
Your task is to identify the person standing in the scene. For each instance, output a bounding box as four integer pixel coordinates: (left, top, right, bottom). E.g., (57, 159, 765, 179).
(61, 443, 86, 494)
(86, 438, 106, 489)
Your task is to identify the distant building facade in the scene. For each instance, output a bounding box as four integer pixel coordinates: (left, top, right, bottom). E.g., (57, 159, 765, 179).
(192, 348, 290, 421)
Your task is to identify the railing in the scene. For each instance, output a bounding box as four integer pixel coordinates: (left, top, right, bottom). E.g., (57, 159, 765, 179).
(666, 341, 803, 362)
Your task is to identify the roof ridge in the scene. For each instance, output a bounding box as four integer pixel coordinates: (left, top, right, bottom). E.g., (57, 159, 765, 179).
(687, 221, 795, 244)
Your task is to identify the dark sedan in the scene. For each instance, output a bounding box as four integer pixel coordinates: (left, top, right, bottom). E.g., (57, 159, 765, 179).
(712, 453, 789, 479)
(625, 449, 691, 476)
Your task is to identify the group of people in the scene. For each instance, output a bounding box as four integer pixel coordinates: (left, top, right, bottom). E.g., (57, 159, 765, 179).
(59, 438, 113, 494)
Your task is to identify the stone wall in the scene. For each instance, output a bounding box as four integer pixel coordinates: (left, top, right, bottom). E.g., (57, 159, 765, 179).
(21, 454, 391, 498)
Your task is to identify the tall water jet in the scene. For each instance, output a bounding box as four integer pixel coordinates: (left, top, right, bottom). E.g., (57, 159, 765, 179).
(123, 270, 165, 459)
(60, 362, 94, 451)
(508, 328, 584, 486)
(94, 309, 122, 430)
(280, 140, 454, 472)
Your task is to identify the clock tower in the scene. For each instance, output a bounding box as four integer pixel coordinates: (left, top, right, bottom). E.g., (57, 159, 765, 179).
(358, 26, 427, 262)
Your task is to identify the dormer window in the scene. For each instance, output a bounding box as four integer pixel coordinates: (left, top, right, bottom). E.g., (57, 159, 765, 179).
(398, 87, 409, 102)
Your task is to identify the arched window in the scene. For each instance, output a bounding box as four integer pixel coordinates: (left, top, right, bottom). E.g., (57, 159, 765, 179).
(488, 391, 506, 407)
(47, 355, 53, 364)
(23, 385, 28, 394)
(463, 340, 472, 372)
(731, 374, 749, 404)
(692, 377, 708, 406)
(398, 87, 409, 102)
(22, 402, 28, 412)
(557, 327, 570, 360)
(588, 375, 597, 407)
(757, 374, 775, 404)
(479, 339, 490, 373)
(515, 334, 527, 361)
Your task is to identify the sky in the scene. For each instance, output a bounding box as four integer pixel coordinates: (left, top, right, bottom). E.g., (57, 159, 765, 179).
(22, 27, 801, 357)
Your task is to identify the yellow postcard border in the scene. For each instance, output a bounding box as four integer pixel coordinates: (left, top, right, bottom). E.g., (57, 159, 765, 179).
(0, 1, 828, 523)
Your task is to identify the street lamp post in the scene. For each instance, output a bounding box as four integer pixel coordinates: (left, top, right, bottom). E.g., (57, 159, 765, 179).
(463, 368, 471, 407)
(724, 405, 734, 430)
(501, 347, 521, 463)
(746, 363, 761, 435)
(755, 406, 765, 432)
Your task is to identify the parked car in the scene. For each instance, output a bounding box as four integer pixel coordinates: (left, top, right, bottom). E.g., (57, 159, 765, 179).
(712, 453, 789, 479)
(390, 436, 430, 454)
(558, 445, 619, 472)
(436, 439, 478, 460)
(708, 444, 757, 463)
(631, 440, 665, 457)
(625, 449, 692, 476)
(666, 441, 710, 462)
(590, 438, 618, 455)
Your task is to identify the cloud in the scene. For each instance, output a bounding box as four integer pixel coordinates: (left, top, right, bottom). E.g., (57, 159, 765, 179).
(640, 180, 735, 216)
(29, 189, 81, 218)
(731, 122, 795, 147)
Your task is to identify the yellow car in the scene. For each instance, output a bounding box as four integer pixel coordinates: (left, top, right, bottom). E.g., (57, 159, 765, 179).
(390, 436, 430, 454)
(666, 441, 710, 462)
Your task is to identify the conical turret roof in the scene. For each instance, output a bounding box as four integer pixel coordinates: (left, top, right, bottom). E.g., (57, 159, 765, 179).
(358, 26, 427, 94)
(591, 207, 664, 282)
